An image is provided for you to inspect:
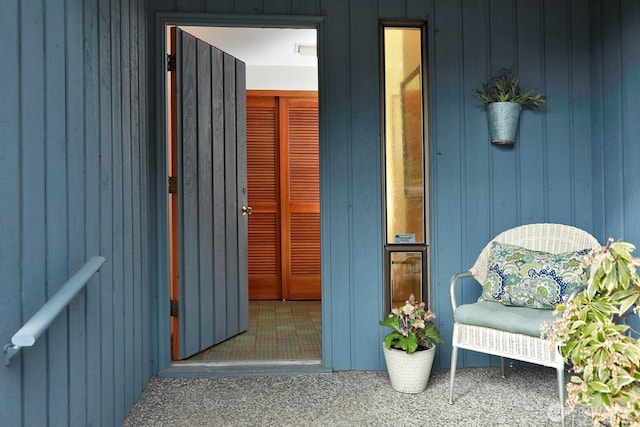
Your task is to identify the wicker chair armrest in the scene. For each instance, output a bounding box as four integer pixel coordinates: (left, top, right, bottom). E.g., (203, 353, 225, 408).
(450, 271, 474, 312)
(565, 285, 587, 303)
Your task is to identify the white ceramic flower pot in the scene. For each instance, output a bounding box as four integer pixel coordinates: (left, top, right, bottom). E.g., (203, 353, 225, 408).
(382, 343, 436, 393)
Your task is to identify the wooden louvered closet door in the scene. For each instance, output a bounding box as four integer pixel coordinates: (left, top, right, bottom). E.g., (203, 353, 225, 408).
(246, 92, 320, 300)
(246, 95, 280, 299)
(280, 97, 320, 300)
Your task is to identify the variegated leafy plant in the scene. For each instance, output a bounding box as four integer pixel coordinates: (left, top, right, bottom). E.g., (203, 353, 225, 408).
(545, 240, 640, 426)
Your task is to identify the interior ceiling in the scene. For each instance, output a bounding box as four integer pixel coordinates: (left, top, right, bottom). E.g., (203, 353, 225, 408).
(179, 27, 318, 67)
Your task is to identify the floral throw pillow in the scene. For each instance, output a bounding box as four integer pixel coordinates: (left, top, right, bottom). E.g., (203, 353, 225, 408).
(478, 242, 590, 309)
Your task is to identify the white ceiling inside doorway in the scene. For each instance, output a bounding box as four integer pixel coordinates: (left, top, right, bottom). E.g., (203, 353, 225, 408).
(178, 27, 318, 90)
(179, 27, 317, 67)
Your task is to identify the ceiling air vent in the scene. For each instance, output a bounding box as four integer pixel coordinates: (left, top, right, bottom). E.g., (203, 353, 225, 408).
(295, 44, 317, 57)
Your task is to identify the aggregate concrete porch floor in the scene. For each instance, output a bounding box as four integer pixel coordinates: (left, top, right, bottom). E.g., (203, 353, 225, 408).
(123, 366, 593, 426)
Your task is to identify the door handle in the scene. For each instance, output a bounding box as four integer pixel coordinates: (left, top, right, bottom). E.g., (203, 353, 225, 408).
(242, 205, 252, 215)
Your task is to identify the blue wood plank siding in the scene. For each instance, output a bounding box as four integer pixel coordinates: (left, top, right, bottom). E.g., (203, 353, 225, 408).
(145, 0, 640, 373)
(145, 0, 640, 376)
(0, 0, 639, 424)
(0, 1, 23, 424)
(592, 0, 640, 244)
(0, 0, 151, 426)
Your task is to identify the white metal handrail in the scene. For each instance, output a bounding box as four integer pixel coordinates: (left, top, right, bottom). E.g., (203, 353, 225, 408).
(4, 256, 106, 366)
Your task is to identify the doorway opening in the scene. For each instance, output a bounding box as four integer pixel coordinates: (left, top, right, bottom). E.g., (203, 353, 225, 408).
(165, 25, 321, 366)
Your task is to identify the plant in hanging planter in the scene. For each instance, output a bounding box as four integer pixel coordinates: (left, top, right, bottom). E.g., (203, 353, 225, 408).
(544, 240, 640, 426)
(474, 68, 547, 109)
(379, 294, 443, 393)
(474, 68, 547, 145)
(379, 294, 442, 354)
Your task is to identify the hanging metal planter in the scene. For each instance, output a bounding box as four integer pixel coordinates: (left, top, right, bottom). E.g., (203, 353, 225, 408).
(487, 102, 522, 145)
(474, 68, 546, 146)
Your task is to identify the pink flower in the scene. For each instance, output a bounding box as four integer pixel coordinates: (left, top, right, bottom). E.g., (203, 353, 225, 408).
(401, 303, 413, 315)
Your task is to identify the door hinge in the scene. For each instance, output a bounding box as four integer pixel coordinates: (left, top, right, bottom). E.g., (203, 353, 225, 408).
(170, 299, 179, 317)
(167, 54, 176, 72)
(168, 176, 177, 194)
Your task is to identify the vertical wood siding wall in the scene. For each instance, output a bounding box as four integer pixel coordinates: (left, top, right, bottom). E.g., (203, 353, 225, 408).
(591, 1, 640, 246)
(1, 0, 638, 423)
(0, 0, 151, 426)
(147, 0, 640, 373)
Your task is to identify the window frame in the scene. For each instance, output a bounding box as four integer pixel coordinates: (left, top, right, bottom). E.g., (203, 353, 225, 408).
(380, 20, 431, 313)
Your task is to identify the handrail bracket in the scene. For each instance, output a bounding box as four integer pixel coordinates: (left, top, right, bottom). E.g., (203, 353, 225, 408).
(4, 344, 20, 366)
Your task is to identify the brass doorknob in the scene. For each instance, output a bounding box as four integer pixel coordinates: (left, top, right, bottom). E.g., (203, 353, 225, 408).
(242, 206, 252, 215)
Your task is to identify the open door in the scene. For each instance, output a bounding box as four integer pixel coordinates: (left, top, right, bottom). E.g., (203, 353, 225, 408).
(169, 27, 249, 360)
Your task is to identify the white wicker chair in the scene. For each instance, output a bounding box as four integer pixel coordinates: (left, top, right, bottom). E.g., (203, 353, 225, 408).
(448, 223, 600, 426)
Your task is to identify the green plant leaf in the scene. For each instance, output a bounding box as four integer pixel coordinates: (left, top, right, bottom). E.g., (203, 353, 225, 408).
(616, 375, 636, 388)
(571, 319, 587, 329)
(590, 381, 611, 393)
(611, 241, 636, 257)
(389, 333, 419, 354)
(422, 322, 443, 344)
(603, 256, 613, 274)
(379, 315, 402, 334)
(383, 332, 402, 349)
(618, 293, 640, 314)
(616, 260, 631, 287)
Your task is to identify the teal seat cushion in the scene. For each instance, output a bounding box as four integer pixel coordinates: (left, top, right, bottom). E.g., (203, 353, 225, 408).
(454, 301, 557, 337)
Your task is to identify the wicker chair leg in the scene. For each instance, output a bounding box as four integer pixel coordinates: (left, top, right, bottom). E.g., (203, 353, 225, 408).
(500, 356, 505, 378)
(556, 366, 565, 427)
(448, 346, 458, 404)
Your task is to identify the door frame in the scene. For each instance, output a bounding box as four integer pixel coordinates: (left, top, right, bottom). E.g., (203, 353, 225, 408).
(153, 13, 329, 374)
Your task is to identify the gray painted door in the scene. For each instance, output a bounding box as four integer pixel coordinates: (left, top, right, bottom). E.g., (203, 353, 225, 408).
(176, 28, 248, 359)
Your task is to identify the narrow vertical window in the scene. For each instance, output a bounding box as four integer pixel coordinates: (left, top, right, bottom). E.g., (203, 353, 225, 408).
(382, 23, 429, 311)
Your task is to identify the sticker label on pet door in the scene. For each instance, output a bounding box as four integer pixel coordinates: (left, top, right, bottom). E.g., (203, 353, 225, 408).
(394, 233, 416, 244)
